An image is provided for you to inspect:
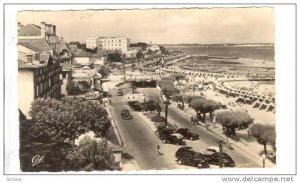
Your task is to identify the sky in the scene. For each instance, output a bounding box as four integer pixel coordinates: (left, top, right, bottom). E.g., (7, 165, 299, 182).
(18, 8, 274, 44)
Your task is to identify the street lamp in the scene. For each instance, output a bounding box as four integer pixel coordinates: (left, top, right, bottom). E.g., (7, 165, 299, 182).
(262, 154, 267, 168)
(219, 142, 223, 168)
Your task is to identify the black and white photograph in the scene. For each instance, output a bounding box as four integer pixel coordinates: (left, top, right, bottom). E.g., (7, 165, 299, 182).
(1, 2, 298, 183)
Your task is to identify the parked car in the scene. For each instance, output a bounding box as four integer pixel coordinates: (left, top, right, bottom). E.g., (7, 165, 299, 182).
(121, 109, 132, 120)
(176, 152, 209, 168)
(203, 146, 220, 156)
(116, 89, 123, 96)
(176, 128, 199, 140)
(203, 152, 236, 167)
(175, 146, 193, 158)
(155, 127, 174, 138)
(128, 101, 142, 111)
(160, 133, 186, 145)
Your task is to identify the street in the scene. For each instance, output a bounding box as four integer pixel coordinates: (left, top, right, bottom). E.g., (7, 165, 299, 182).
(110, 88, 189, 170)
(109, 86, 263, 170)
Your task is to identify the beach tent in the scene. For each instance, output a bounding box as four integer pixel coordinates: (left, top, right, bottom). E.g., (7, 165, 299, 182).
(236, 98, 244, 103)
(259, 104, 268, 110)
(253, 102, 261, 108)
(267, 105, 275, 112)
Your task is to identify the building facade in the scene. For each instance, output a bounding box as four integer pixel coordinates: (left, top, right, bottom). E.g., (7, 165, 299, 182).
(86, 37, 98, 49)
(72, 52, 92, 66)
(18, 58, 62, 117)
(18, 21, 62, 117)
(98, 37, 130, 53)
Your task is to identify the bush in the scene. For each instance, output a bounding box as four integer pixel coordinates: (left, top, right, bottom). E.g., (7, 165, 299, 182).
(151, 116, 166, 122)
(173, 94, 183, 102)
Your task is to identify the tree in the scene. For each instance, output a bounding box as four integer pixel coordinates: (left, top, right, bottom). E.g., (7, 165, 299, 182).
(161, 84, 180, 97)
(19, 114, 73, 172)
(66, 135, 119, 171)
(215, 111, 254, 137)
(29, 98, 111, 143)
(250, 124, 276, 155)
(190, 98, 219, 123)
(146, 49, 154, 55)
(136, 50, 144, 59)
(107, 52, 122, 62)
(164, 100, 170, 127)
(98, 65, 111, 78)
(159, 46, 169, 54)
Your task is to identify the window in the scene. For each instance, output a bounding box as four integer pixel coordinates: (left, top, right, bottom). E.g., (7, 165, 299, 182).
(35, 54, 40, 61)
(119, 44, 121, 46)
(35, 86, 38, 97)
(119, 40, 121, 42)
(26, 54, 32, 63)
(62, 72, 66, 79)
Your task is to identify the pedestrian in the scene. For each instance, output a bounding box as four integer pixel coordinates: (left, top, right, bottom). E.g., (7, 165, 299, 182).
(157, 145, 161, 155)
(109, 98, 112, 105)
(191, 116, 194, 125)
(247, 128, 252, 139)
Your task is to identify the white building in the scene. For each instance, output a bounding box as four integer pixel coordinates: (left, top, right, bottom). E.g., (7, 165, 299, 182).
(72, 52, 92, 66)
(98, 37, 130, 53)
(92, 55, 107, 66)
(147, 44, 161, 52)
(86, 37, 98, 49)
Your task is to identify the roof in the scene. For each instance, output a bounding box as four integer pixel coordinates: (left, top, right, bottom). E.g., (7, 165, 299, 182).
(18, 39, 53, 53)
(61, 64, 72, 71)
(72, 69, 95, 79)
(56, 40, 71, 54)
(18, 42, 42, 52)
(18, 24, 41, 36)
(74, 52, 92, 57)
(18, 59, 44, 69)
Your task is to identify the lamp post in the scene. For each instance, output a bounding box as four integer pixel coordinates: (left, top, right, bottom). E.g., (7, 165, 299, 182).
(219, 142, 223, 168)
(262, 154, 266, 168)
(164, 88, 170, 127)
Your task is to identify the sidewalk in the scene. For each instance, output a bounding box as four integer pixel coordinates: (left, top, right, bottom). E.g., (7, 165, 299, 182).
(162, 96, 275, 167)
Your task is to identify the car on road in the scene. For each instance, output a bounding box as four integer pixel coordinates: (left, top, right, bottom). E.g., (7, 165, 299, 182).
(116, 89, 123, 96)
(160, 133, 186, 145)
(121, 109, 133, 120)
(176, 128, 199, 140)
(176, 151, 209, 168)
(203, 152, 236, 167)
(128, 101, 143, 111)
(155, 127, 175, 137)
(175, 146, 193, 158)
(203, 146, 220, 156)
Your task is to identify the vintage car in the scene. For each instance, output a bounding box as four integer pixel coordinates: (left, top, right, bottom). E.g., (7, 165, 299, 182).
(116, 89, 123, 96)
(176, 151, 209, 168)
(121, 109, 132, 120)
(160, 133, 186, 145)
(176, 128, 199, 140)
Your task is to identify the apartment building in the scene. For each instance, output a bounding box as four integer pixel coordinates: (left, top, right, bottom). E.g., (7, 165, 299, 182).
(18, 55, 62, 117)
(18, 22, 62, 117)
(86, 37, 98, 49)
(98, 37, 130, 53)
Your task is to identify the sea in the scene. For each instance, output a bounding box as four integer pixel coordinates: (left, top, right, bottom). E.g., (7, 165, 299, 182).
(164, 45, 275, 62)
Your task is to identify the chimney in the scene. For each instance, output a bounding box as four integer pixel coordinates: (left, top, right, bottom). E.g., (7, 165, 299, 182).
(17, 22, 22, 29)
(41, 22, 46, 38)
(48, 24, 53, 34)
(52, 25, 56, 36)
